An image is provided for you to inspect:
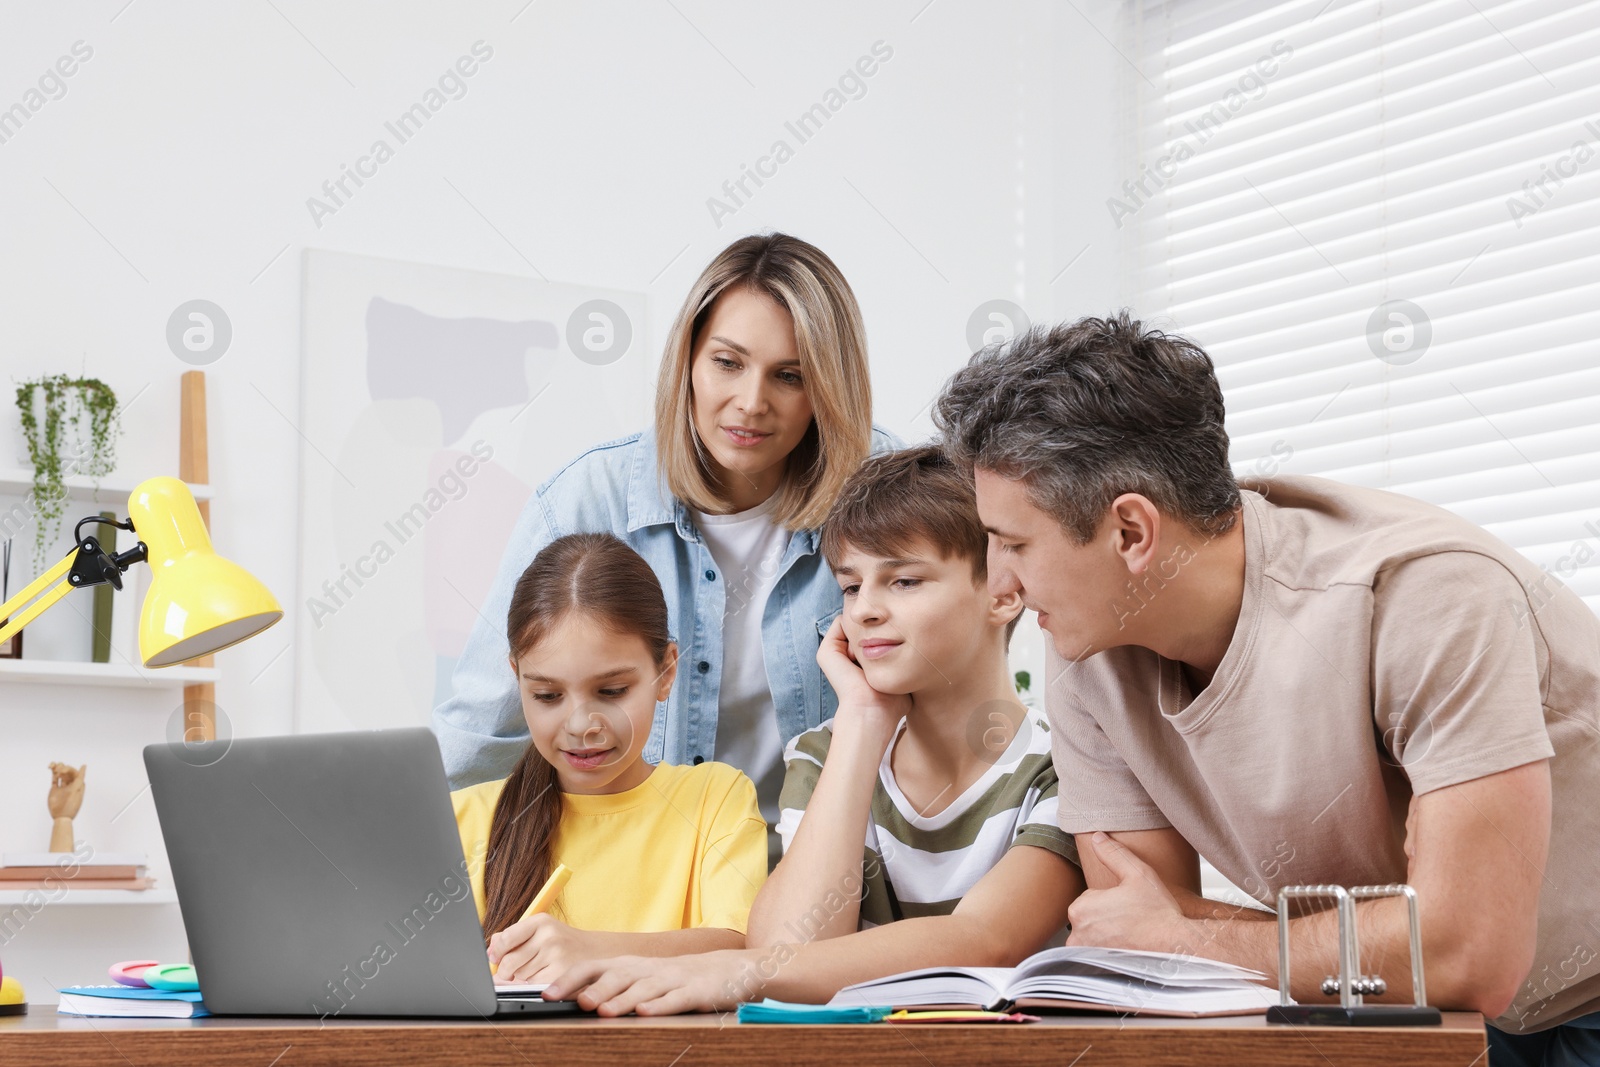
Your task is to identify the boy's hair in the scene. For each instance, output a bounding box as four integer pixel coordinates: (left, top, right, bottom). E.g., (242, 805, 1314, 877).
(820, 444, 1022, 643)
(933, 311, 1241, 544)
(485, 532, 671, 942)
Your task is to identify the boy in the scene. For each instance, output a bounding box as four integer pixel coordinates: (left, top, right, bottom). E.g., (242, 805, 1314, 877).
(539, 445, 1085, 1014)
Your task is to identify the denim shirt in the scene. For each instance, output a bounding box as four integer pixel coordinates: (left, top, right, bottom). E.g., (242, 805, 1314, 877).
(432, 424, 902, 788)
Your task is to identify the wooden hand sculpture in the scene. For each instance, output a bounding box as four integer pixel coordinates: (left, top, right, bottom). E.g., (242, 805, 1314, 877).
(47, 762, 86, 853)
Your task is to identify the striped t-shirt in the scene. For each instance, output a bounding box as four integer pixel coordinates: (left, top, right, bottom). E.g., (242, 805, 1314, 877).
(775, 706, 1077, 928)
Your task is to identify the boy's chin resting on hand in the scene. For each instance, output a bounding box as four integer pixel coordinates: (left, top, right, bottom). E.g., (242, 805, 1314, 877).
(543, 947, 781, 1016)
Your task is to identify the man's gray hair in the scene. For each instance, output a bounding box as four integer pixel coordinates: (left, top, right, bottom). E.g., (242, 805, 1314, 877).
(932, 311, 1240, 544)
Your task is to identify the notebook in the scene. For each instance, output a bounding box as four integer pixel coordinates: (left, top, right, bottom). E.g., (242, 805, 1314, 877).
(57, 985, 209, 1019)
(493, 982, 550, 997)
(0, 866, 145, 880)
(3, 852, 146, 868)
(826, 946, 1279, 1018)
(0, 877, 155, 890)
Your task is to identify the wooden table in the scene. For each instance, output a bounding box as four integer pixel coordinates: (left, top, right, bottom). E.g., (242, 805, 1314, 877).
(1, 1008, 1486, 1066)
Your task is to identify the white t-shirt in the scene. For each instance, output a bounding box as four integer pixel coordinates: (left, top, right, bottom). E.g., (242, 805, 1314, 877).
(690, 495, 789, 832)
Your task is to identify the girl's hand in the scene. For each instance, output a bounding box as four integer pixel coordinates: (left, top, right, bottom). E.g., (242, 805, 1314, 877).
(488, 914, 595, 984)
(816, 616, 909, 743)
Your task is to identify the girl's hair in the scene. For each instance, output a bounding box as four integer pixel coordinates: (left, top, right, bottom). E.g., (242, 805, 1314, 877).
(654, 232, 874, 531)
(481, 532, 672, 940)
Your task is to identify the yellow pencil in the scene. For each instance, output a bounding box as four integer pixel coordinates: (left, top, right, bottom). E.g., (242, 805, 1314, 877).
(886, 1009, 1033, 1022)
(491, 863, 575, 977)
(520, 862, 573, 922)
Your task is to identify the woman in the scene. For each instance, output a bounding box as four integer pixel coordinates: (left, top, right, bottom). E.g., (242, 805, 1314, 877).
(433, 233, 896, 861)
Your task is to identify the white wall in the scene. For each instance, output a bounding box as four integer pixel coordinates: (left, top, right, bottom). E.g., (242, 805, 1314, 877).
(0, 0, 1123, 1002)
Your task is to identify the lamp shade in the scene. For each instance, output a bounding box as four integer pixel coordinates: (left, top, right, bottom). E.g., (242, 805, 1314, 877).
(128, 477, 283, 667)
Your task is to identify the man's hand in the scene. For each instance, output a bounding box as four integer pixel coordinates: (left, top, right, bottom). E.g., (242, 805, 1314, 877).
(544, 949, 765, 1016)
(1066, 832, 1190, 951)
(488, 914, 597, 984)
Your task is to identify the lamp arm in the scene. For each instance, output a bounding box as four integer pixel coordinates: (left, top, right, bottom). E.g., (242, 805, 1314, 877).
(0, 552, 76, 645)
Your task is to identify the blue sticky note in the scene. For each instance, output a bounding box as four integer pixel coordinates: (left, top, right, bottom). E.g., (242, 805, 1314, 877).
(737, 998, 892, 1024)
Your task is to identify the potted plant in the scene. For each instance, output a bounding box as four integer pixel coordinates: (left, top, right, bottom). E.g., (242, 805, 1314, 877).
(13, 375, 119, 571)
(1015, 669, 1040, 709)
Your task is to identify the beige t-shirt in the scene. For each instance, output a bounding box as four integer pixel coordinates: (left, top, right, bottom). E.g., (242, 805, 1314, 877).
(1046, 475, 1600, 1033)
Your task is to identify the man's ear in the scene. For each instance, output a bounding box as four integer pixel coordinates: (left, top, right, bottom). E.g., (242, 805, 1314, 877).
(654, 642, 679, 703)
(1106, 493, 1162, 576)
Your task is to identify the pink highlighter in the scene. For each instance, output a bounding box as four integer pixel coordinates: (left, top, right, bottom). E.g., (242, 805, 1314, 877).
(109, 960, 161, 988)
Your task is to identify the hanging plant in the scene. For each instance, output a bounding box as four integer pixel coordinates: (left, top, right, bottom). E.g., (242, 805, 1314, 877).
(14, 375, 119, 571)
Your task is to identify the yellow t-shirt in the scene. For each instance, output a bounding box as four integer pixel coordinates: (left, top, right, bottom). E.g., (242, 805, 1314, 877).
(452, 760, 767, 935)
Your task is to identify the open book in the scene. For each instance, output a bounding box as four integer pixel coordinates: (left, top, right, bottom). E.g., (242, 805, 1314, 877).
(827, 946, 1279, 1018)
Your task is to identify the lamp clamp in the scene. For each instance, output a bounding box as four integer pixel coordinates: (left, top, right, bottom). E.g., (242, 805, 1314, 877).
(65, 515, 148, 592)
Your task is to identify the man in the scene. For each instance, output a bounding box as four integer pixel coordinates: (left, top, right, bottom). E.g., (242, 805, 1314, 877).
(934, 312, 1600, 1065)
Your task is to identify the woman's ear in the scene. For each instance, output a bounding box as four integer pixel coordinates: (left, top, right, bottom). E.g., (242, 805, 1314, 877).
(654, 642, 679, 703)
(507, 654, 519, 679)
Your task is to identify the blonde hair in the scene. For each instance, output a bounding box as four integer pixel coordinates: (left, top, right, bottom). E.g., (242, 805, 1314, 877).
(653, 233, 873, 531)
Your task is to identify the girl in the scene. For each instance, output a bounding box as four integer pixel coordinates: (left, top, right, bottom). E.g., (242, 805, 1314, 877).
(436, 233, 898, 863)
(451, 532, 768, 983)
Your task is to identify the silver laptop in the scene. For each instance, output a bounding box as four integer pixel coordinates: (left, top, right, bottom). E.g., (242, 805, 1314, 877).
(145, 727, 584, 1017)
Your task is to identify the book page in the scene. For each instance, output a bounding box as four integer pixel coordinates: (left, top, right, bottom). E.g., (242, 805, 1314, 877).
(494, 982, 551, 996)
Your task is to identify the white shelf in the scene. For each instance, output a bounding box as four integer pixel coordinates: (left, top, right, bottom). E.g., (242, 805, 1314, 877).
(0, 659, 219, 689)
(0, 888, 177, 906)
(0, 469, 211, 503)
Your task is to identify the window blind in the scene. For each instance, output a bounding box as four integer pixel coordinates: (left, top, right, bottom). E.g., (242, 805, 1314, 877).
(1127, 0, 1600, 614)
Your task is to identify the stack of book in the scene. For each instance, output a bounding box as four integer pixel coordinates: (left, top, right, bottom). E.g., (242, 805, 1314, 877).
(57, 986, 207, 1018)
(0, 852, 154, 891)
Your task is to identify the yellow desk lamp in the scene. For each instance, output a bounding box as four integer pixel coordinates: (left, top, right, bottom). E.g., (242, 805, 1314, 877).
(0, 477, 282, 666)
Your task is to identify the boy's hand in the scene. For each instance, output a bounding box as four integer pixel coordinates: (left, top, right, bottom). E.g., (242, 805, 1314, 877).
(488, 913, 595, 984)
(816, 616, 909, 742)
(543, 948, 764, 1015)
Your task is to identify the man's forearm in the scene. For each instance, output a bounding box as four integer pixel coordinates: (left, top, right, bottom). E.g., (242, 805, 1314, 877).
(1176, 897, 1426, 1005)
(1178, 891, 1276, 923)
